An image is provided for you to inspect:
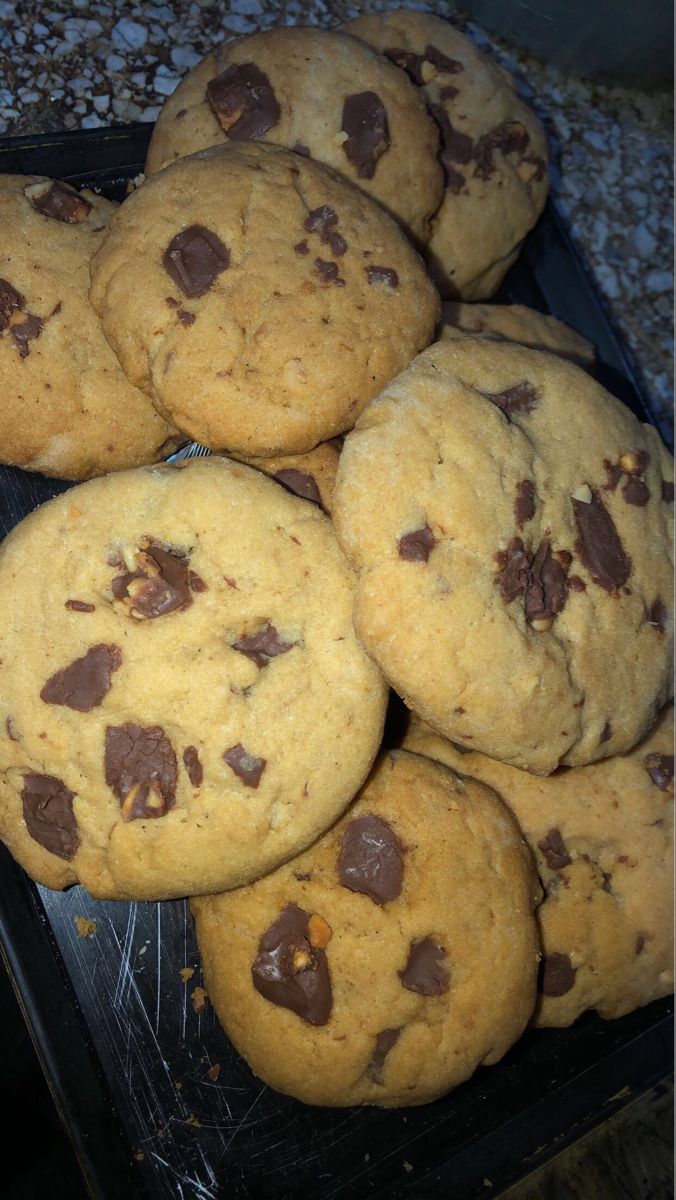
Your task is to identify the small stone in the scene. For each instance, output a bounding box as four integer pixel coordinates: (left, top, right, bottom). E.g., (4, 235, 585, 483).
(171, 45, 201, 70)
(111, 18, 148, 50)
(645, 270, 672, 294)
(584, 130, 607, 152)
(632, 224, 656, 259)
(81, 114, 104, 129)
(154, 70, 181, 97)
(105, 53, 125, 72)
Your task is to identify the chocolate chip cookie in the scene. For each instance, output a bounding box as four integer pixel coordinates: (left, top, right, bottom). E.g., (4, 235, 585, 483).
(90, 142, 439, 456)
(440, 302, 595, 370)
(0, 457, 387, 899)
(402, 706, 674, 1026)
(342, 9, 549, 298)
(191, 749, 539, 1107)
(0, 174, 179, 479)
(333, 337, 674, 774)
(144, 26, 443, 246)
(230, 439, 341, 514)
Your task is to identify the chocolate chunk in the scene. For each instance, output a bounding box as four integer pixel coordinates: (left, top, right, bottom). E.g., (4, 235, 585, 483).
(398, 525, 436, 562)
(304, 205, 338, 238)
(177, 309, 195, 327)
(399, 938, 449, 996)
(0, 278, 24, 331)
(41, 644, 122, 712)
(294, 240, 309, 255)
(338, 813, 404, 905)
(646, 597, 668, 632)
(223, 743, 266, 788)
(25, 180, 92, 223)
(314, 258, 345, 286)
(206, 62, 280, 140)
(568, 575, 586, 592)
(440, 84, 460, 100)
(11, 313, 43, 358)
(367, 1027, 401, 1085)
(662, 480, 674, 503)
(515, 479, 536, 527)
(328, 231, 347, 257)
(428, 104, 472, 191)
(572, 490, 631, 593)
(635, 933, 646, 955)
(232, 623, 296, 667)
(600, 721, 613, 744)
(496, 537, 531, 602)
(163, 225, 229, 298)
(537, 828, 571, 870)
(342, 92, 390, 180)
(384, 47, 427, 85)
(424, 44, 464, 74)
(365, 266, 399, 288)
(183, 746, 203, 787)
(482, 381, 539, 419)
(539, 952, 576, 996)
(523, 541, 569, 625)
(622, 476, 650, 506)
(273, 468, 323, 507)
(292, 141, 311, 157)
(22, 773, 80, 860)
(252, 903, 332, 1025)
(189, 570, 207, 593)
(643, 753, 674, 791)
(105, 723, 177, 820)
(602, 459, 623, 491)
(65, 599, 95, 613)
(112, 544, 193, 619)
(473, 120, 530, 180)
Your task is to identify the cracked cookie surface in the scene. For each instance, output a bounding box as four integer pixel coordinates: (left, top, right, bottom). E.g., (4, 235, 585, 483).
(144, 26, 442, 246)
(440, 302, 595, 370)
(0, 456, 387, 899)
(343, 9, 549, 299)
(402, 706, 674, 1026)
(90, 142, 439, 456)
(333, 337, 674, 773)
(0, 174, 178, 480)
(191, 749, 539, 1107)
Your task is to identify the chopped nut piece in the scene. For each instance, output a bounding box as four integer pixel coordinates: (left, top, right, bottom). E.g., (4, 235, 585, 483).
(571, 484, 592, 503)
(307, 913, 332, 949)
(292, 948, 312, 971)
(531, 616, 553, 632)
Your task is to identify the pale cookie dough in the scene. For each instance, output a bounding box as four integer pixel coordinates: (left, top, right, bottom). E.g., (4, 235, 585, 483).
(0, 457, 387, 900)
(230, 439, 341, 514)
(0, 174, 180, 480)
(333, 337, 674, 774)
(343, 9, 549, 298)
(440, 302, 595, 370)
(90, 142, 439, 456)
(402, 707, 674, 1026)
(192, 749, 539, 1107)
(145, 26, 443, 246)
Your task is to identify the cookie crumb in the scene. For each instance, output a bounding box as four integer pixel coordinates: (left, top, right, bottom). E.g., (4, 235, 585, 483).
(179, 966, 195, 982)
(403, 1161, 414, 1173)
(191, 985, 208, 1014)
(185, 1113, 201, 1127)
(74, 916, 97, 938)
(134, 1150, 145, 1162)
(206, 1063, 221, 1082)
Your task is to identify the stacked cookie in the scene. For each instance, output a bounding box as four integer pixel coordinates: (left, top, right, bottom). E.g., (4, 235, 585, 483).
(0, 8, 673, 1112)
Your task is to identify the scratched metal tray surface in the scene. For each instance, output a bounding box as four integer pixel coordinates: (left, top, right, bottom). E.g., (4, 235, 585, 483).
(0, 125, 673, 1200)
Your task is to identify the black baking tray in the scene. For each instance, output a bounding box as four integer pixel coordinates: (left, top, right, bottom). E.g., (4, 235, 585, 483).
(0, 124, 672, 1200)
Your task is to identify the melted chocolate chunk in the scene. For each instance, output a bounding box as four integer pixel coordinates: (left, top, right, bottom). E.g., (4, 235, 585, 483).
(523, 541, 569, 625)
(105, 723, 177, 820)
(424, 44, 464, 74)
(342, 92, 390, 180)
(496, 537, 531, 602)
(472, 120, 530, 180)
(273, 468, 322, 507)
(26, 180, 92, 223)
(294, 240, 309, 255)
(21, 773, 80, 860)
(314, 258, 345, 286)
(600, 721, 613, 744)
(338, 813, 404, 905)
(399, 938, 449, 995)
(398, 524, 436, 562)
(11, 313, 43, 358)
(572, 491, 631, 594)
(515, 479, 536, 527)
(428, 104, 472, 192)
(481, 381, 539, 419)
(367, 1027, 402, 1084)
(163, 225, 229, 298)
(112, 544, 194, 619)
(646, 597, 668, 632)
(223, 743, 266, 788)
(183, 745, 203, 787)
(643, 753, 674, 791)
(65, 599, 95, 613)
(206, 62, 280, 140)
(252, 903, 332, 1025)
(537, 828, 571, 870)
(41, 644, 122, 712)
(622, 476, 650, 506)
(539, 952, 576, 996)
(304, 205, 338, 238)
(384, 46, 427, 86)
(292, 141, 311, 157)
(602, 460, 623, 492)
(365, 266, 399, 288)
(232, 623, 296, 667)
(662, 480, 674, 503)
(0, 278, 25, 330)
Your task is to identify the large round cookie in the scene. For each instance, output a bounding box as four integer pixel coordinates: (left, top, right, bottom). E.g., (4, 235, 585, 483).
(440, 302, 595, 370)
(402, 707, 674, 1026)
(342, 9, 549, 298)
(144, 26, 442, 246)
(191, 749, 539, 1107)
(0, 457, 387, 900)
(90, 142, 439, 456)
(333, 337, 674, 774)
(0, 175, 179, 480)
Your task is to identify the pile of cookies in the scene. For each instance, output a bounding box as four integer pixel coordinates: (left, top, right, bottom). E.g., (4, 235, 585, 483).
(0, 10, 673, 1110)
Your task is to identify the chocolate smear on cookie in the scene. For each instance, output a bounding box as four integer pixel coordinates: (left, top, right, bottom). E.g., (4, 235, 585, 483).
(163, 226, 229, 298)
(428, 105, 472, 192)
(537, 828, 571, 870)
(399, 937, 449, 995)
(367, 1027, 402, 1084)
(572, 490, 631, 593)
(273, 468, 322, 507)
(338, 813, 404, 905)
(206, 62, 280, 140)
(539, 952, 576, 996)
(398, 524, 436, 562)
(24, 180, 92, 223)
(385, 45, 463, 85)
(472, 120, 530, 180)
(232, 623, 296, 667)
(22, 773, 80, 860)
(41, 644, 122, 712)
(643, 753, 674, 791)
(183, 746, 203, 787)
(105, 723, 177, 820)
(342, 92, 390, 179)
(223, 743, 266, 788)
(252, 903, 332, 1025)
